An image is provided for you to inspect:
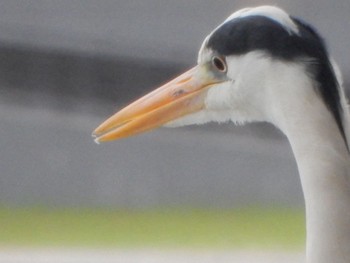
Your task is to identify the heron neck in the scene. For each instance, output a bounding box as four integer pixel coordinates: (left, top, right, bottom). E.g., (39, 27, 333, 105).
(274, 94, 350, 263)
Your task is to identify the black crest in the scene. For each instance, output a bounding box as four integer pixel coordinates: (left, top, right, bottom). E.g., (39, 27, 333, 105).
(207, 15, 348, 149)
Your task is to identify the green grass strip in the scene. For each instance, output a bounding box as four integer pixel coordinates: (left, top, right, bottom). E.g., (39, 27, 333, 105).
(0, 206, 304, 249)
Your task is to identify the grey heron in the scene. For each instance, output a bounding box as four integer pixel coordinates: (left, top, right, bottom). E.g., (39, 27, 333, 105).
(93, 6, 350, 263)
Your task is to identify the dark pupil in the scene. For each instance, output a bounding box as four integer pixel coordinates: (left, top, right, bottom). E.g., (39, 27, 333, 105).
(213, 57, 225, 71)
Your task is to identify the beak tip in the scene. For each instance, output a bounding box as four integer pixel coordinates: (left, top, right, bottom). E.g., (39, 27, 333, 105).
(94, 137, 101, 145)
(91, 132, 101, 144)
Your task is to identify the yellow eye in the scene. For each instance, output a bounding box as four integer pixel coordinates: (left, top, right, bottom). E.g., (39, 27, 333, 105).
(212, 56, 227, 72)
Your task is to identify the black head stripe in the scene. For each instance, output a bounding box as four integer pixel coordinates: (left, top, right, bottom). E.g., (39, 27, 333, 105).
(208, 16, 295, 58)
(207, 16, 326, 60)
(207, 15, 348, 149)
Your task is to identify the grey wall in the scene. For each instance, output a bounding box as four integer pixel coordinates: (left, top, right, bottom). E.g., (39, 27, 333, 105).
(0, 0, 348, 208)
(0, 0, 349, 70)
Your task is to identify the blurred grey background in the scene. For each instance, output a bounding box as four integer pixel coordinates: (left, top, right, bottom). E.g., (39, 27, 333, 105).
(0, 0, 349, 209)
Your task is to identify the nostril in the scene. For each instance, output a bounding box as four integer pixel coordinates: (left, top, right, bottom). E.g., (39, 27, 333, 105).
(173, 89, 186, 97)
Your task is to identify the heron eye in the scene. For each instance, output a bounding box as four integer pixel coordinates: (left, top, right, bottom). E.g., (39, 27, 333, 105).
(212, 56, 227, 72)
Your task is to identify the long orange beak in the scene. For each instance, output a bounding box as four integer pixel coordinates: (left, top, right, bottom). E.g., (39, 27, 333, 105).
(92, 65, 221, 143)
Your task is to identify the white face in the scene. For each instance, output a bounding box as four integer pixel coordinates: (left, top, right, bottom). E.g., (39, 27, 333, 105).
(165, 49, 273, 128)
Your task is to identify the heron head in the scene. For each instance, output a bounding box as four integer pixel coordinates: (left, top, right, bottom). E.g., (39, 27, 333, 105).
(93, 6, 334, 143)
